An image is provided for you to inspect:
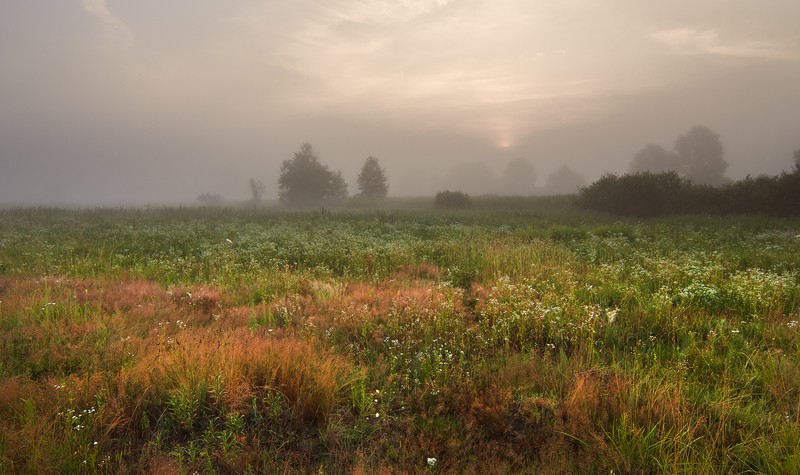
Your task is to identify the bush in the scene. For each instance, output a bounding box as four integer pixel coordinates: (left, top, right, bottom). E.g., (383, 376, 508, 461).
(578, 172, 691, 217)
(724, 172, 800, 216)
(434, 190, 472, 209)
(579, 170, 800, 217)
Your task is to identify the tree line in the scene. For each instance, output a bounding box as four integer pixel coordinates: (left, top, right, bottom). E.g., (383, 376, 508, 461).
(198, 125, 798, 215)
(579, 149, 800, 217)
(578, 125, 799, 217)
(235, 143, 389, 207)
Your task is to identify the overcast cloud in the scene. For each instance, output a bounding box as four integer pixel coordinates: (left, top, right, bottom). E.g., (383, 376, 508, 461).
(1, 0, 799, 203)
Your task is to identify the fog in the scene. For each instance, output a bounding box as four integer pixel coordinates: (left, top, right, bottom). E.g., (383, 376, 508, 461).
(2, 1, 799, 204)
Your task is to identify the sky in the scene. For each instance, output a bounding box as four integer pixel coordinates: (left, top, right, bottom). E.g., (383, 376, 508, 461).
(1, 0, 799, 203)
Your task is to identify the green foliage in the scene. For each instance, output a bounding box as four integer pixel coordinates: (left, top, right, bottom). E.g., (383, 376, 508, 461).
(725, 171, 800, 216)
(357, 156, 389, 198)
(579, 172, 691, 217)
(434, 190, 471, 209)
(278, 143, 348, 206)
(1, 207, 800, 473)
(580, 170, 800, 217)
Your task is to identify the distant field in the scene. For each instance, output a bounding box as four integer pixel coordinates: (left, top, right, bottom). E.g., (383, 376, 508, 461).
(1, 205, 799, 473)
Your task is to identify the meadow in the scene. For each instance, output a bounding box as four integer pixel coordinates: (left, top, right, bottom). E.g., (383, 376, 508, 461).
(1, 203, 799, 473)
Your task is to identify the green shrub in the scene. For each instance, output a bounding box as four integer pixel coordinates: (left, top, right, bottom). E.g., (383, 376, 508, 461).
(579, 170, 800, 217)
(434, 190, 472, 209)
(578, 172, 690, 217)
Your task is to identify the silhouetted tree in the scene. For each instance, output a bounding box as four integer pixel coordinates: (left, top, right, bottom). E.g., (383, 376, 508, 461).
(248, 178, 266, 203)
(357, 156, 389, 198)
(629, 144, 680, 174)
(500, 158, 537, 195)
(674, 126, 728, 186)
(329, 171, 349, 199)
(793, 149, 800, 173)
(544, 164, 586, 194)
(278, 143, 348, 206)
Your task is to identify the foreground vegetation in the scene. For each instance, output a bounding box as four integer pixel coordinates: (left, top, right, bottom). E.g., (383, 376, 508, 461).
(1, 203, 799, 473)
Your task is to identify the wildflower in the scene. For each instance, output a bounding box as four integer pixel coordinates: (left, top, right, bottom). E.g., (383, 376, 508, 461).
(427, 457, 437, 467)
(374, 412, 380, 418)
(607, 308, 618, 324)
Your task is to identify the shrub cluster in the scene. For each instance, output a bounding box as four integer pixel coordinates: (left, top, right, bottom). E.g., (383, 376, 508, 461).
(579, 171, 800, 217)
(434, 190, 472, 209)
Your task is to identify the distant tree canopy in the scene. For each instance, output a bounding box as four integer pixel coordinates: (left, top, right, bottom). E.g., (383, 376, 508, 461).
(544, 164, 586, 194)
(329, 171, 348, 200)
(357, 156, 389, 198)
(794, 149, 800, 173)
(278, 143, 348, 206)
(629, 144, 680, 174)
(628, 126, 729, 186)
(675, 126, 728, 186)
(500, 158, 537, 195)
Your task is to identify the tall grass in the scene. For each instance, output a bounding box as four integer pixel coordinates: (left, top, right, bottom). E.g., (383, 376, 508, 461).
(1, 206, 799, 472)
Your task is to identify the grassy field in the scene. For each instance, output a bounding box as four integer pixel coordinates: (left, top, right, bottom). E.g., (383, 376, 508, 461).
(1, 204, 799, 473)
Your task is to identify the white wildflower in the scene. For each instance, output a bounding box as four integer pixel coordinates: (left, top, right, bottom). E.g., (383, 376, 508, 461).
(607, 308, 618, 325)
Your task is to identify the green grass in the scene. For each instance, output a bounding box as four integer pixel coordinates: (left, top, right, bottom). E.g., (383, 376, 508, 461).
(1, 204, 799, 473)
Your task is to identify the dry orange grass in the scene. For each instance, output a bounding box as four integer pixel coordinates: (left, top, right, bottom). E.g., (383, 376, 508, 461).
(306, 282, 463, 333)
(111, 329, 362, 431)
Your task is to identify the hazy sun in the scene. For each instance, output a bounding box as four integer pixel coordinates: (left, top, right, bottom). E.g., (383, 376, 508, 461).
(498, 136, 514, 149)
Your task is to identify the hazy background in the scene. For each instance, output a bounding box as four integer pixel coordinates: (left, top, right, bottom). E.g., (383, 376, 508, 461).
(1, 0, 799, 204)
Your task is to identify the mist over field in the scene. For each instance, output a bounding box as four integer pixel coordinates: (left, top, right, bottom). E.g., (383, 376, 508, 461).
(1, 1, 799, 205)
(3, 4, 800, 471)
